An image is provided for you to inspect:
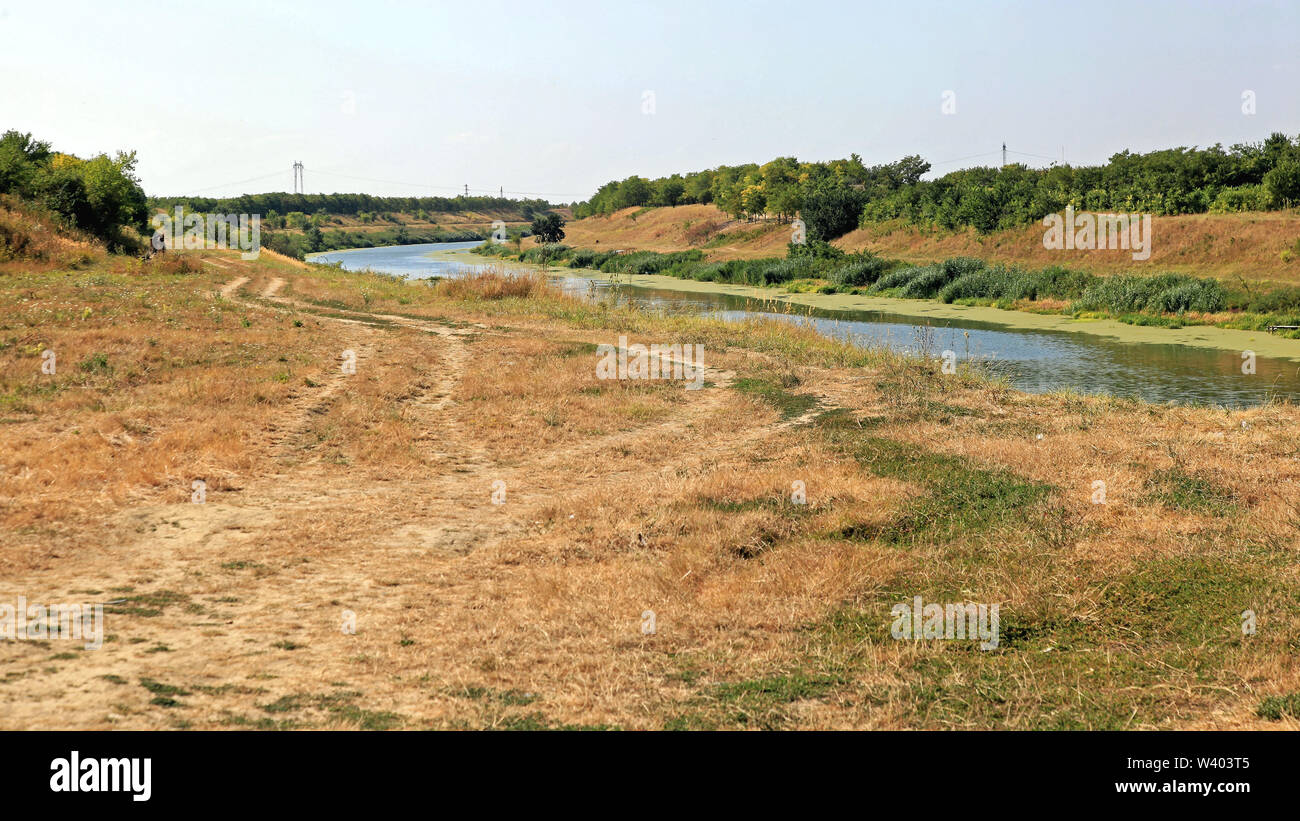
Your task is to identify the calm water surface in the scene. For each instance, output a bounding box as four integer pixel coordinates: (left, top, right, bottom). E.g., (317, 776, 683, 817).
(309, 242, 1300, 407)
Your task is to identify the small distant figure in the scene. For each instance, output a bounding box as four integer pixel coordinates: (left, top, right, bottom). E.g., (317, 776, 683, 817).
(146, 225, 167, 260)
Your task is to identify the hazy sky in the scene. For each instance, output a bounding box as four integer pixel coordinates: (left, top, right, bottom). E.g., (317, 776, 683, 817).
(3, 0, 1297, 202)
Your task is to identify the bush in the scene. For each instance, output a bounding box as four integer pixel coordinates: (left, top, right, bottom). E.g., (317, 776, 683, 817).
(0, 132, 149, 251)
(1147, 280, 1227, 313)
(599, 249, 704, 275)
(519, 243, 570, 263)
(567, 248, 615, 269)
(1075, 273, 1226, 315)
(1210, 184, 1271, 213)
(749, 258, 794, 285)
(828, 253, 891, 287)
(1026, 265, 1097, 300)
(938, 267, 1018, 303)
(801, 184, 867, 242)
(787, 240, 844, 261)
(870, 265, 934, 293)
(941, 256, 986, 279)
(1264, 160, 1300, 207)
(1076, 275, 1162, 314)
(1241, 285, 1300, 314)
(898, 265, 954, 298)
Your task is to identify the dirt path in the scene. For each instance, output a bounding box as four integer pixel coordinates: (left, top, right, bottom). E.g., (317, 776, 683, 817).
(0, 274, 801, 728)
(218, 275, 248, 298)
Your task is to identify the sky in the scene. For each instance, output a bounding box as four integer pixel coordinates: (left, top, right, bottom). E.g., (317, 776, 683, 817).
(2, 0, 1298, 203)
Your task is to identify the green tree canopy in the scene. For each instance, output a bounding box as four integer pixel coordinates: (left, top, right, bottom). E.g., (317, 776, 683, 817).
(531, 212, 566, 243)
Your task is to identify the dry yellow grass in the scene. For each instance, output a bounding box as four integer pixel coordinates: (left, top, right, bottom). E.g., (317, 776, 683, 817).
(553, 204, 1300, 284)
(433, 267, 548, 300)
(2, 246, 1299, 730)
(0, 198, 106, 274)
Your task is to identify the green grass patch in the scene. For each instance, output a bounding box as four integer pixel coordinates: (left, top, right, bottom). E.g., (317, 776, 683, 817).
(494, 712, 619, 731)
(104, 589, 190, 618)
(1145, 466, 1236, 516)
(673, 671, 847, 730)
(732, 375, 818, 420)
(824, 429, 1052, 544)
(1257, 693, 1300, 721)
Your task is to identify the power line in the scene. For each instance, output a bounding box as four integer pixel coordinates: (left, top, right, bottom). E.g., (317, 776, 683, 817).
(929, 150, 1002, 166)
(928, 146, 1062, 168)
(1007, 148, 1059, 162)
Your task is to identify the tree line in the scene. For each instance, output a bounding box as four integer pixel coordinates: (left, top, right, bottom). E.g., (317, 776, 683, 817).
(574, 133, 1300, 241)
(0, 130, 148, 251)
(148, 192, 555, 221)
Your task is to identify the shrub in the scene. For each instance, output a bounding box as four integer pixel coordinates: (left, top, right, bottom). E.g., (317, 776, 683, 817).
(750, 259, 794, 285)
(567, 248, 614, 269)
(801, 184, 866, 242)
(938, 267, 1017, 303)
(1075, 273, 1226, 315)
(1209, 184, 1271, 213)
(1025, 265, 1097, 300)
(599, 249, 704, 275)
(828, 253, 891, 287)
(519, 243, 570, 264)
(1242, 285, 1300, 314)
(1147, 279, 1227, 313)
(1264, 160, 1300, 207)
(941, 256, 986, 279)
(787, 240, 844, 261)
(870, 265, 934, 293)
(898, 265, 954, 298)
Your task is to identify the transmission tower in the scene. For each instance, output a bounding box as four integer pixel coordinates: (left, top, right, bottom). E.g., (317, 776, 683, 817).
(293, 161, 304, 194)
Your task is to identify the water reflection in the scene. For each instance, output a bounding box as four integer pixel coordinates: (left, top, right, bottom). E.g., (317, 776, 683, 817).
(310, 242, 1300, 407)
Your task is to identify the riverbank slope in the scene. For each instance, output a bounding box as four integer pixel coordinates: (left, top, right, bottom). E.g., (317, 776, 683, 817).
(554, 204, 1300, 284)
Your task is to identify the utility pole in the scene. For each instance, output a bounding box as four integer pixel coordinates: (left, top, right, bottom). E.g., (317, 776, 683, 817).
(499, 186, 503, 198)
(292, 161, 304, 194)
(1002, 143, 1007, 168)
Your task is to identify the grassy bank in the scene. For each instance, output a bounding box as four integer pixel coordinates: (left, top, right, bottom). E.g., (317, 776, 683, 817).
(2, 229, 1300, 728)
(476, 241, 1300, 339)
(556, 204, 1300, 283)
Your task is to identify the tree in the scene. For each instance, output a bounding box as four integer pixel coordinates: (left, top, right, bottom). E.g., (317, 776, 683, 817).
(305, 225, 324, 253)
(1264, 160, 1300, 207)
(799, 180, 866, 241)
(614, 176, 652, 209)
(531, 212, 566, 243)
(654, 175, 685, 207)
(79, 151, 148, 237)
(740, 184, 767, 219)
(0, 130, 51, 194)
